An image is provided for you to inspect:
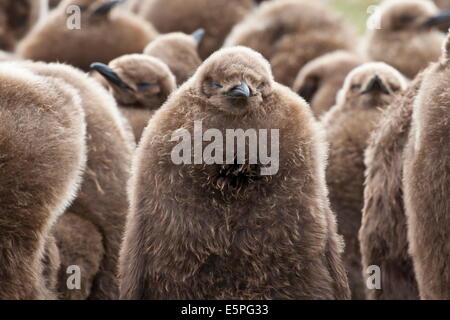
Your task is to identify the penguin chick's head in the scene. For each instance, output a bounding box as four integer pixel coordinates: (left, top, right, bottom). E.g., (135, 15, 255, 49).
(61, 0, 123, 21)
(194, 46, 274, 116)
(377, 0, 450, 32)
(91, 54, 176, 109)
(338, 62, 407, 109)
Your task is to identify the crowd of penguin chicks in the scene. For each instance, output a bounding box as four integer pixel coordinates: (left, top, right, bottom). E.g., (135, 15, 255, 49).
(0, 0, 449, 300)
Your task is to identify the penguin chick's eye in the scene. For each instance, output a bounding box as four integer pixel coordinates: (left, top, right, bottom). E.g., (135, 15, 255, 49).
(211, 81, 223, 89)
(399, 15, 414, 24)
(137, 82, 157, 92)
(351, 84, 361, 91)
(257, 82, 265, 89)
(390, 85, 400, 92)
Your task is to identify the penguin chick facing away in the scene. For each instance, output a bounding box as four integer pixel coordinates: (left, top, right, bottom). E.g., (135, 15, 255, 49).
(120, 47, 351, 300)
(91, 54, 176, 142)
(403, 37, 450, 300)
(140, 0, 255, 59)
(19, 61, 134, 300)
(363, 0, 450, 79)
(18, 0, 158, 71)
(0, 64, 86, 299)
(292, 50, 364, 118)
(224, 0, 357, 87)
(144, 29, 205, 86)
(322, 62, 407, 299)
(359, 73, 424, 300)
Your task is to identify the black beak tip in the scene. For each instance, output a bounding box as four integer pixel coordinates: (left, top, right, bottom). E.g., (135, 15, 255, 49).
(227, 82, 251, 98)
(423, 11, 450, 27)
(93, 0, 124, 15)
(192, 28, 206, 46)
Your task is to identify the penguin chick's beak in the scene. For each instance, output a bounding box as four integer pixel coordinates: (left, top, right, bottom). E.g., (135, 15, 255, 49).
(361, 75, 389, 95)
(192, 28, 206, 47)
(90, 62, 134, 91)
(93, 0, 124, 15)
(226, 81, 252, 98)
(423, 11, 450, 28)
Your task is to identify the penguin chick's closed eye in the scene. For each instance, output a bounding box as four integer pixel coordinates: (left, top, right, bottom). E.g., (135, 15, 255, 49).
(224, 0, 358, 87)
(322, 62, 407, 299)
(91, 54, 176, 142)
(359, 72, 425, 300)
(363, 0, 450, 79)
(119, 46, 351, 300)
(139, 0, 255, 59)
(18, 0, 158, 71)
(293, 50, 364, 118)
(0, 63, 87, 299)
(403, 35, 450, 300)
(144, 29, 204, 85)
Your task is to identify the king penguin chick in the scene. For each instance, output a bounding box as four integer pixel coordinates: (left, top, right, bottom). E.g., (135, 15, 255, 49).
(139, 0, 255, 59)
(292, 51, 364, 118)
(322, 62, 407, 299)
(19, 61, 134, 299)
(0, 63, 87, 299)
(91, 54, 176, 142)
(359, 73, 424, 300)
(119, 47, 350, 300)
(224, 0, 357, 87)
(144, 29, 205, 85)
(403, 36, 450, 300)
(363, 0, 450, 79)
(18, 0, 158, 71)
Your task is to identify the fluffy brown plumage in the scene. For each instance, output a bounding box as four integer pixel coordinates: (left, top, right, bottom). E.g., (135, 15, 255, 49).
(0, 64, 86, 299)
(403, 37, 450, 300)
(322, 62, 407, 299)
(139, 0, 255, 59)
(224, 0, 357, 86)
(91, 54, 176, 142)
(359, 73, 424, 300)
(18, 0, 157, 71)
(18, 61, 134, 299)
(144, 30, 204, 85)
(119, 47, 350, 300)
(293, 50, 364, 117)
(363, 0, 449, 79)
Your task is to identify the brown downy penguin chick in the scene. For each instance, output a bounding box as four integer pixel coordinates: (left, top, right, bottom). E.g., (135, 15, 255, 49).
(403, 37, 450, 300)
(0, 0, 46, 51)
(359, 73, 424, 300)
(144, 29, 204, 85)
(91, 54, 176, 142)
(292, 51, 364, 118)
(363, 0, 450, 79)
(0, 64, 86, 299)
(18, 0, 158, 71)
(224, 0, 357, 87)
(119, 47, 350, 300)
(322, 63, 407, 299)
(140, 0, 255, 59)
(19, 61, 134, 299)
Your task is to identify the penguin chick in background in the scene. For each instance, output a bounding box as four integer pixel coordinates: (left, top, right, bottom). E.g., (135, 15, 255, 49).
(144, 29, 204, 85)
(224, 0, 357, 86)
(120, 47, 350, 300)
(403, 35, 450, 300)
(293, 51, 364, 118)
(91, 54, 176, 142)
(18, 0, 158, 71)
(363, 0, 450, 79)
(139, 0, 255, 59)
(0, 64, 86, 299)
(322, 62, 407, 299)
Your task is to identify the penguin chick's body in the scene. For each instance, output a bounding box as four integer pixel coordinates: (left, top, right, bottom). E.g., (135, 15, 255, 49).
(19, 61, 134, 299)
(359, 73, 424, 300)
(18, 0, 158, 71)
(363, 0, 450, 79)
(322, 63, 407, 299)
(91, 54, 176, 142)
(224, 0, 357, 87)
(144, 30, 204, 85)
(403, 40, 450, 299)
(292, 50, 364, 118)
(140, 0, 255, 59)
(119, 47, 350, 300)
(0, 64, 86, 299)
